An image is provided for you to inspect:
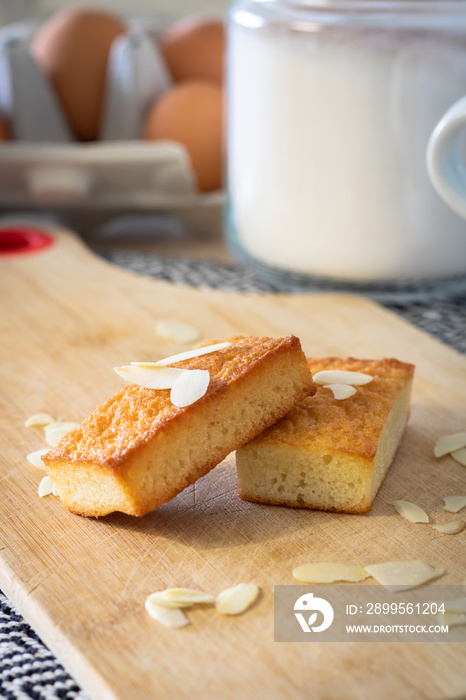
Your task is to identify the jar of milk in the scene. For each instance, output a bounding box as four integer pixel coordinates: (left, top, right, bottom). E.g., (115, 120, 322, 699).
(226, 0, 466, 296)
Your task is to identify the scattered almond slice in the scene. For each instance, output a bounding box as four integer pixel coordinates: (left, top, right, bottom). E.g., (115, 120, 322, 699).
(432, 522, 465, 535)
(312, 370, 373, 386)
(44, 422, 80, 447)
(323, 384, 357, 400)
(24, 412, 55, 428)
(292, 563, 370, 584)
(451, 448, 466, 467)
(155, 319, 201, 344)
(44, 420, 79, 432)
(443, 496, 466, 514)
(27, 448, 49, 469)
(364, 560, 444, 591)
(52, 483, 59, 497)
(147, 588, 215, 609)
(38, 475, 55, 498)
(434, 432, 466, 458)
(392, 500, 429, 524)
(138, 341, 233, 367)
(114, 364, 188, 389)
(441, 597, 466, 613)
(43, 419, 68, 432)
(145, 596, 189, 628)
(170, 369, 210, 408)
(215, 583, 260, 616)
(438, 611, 466, 627)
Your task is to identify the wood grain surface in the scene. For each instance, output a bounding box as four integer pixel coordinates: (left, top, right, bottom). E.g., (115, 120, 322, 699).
(0, 225, 465, 700)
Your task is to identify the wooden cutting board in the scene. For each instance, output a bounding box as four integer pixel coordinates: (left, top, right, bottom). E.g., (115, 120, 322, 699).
(1, 225, 465, 700)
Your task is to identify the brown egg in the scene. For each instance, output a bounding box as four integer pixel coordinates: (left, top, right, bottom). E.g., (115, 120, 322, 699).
(31, 8, 127, 141)
(161, 18, 224, 85)
(144, 81, 223, 193)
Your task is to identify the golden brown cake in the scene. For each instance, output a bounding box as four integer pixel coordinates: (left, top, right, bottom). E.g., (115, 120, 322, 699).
(236, 357, 414, 514)
(43, 335, 314, 517)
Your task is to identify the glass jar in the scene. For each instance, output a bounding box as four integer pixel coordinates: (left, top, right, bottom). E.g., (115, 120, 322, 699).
(226, 0, 466, 298)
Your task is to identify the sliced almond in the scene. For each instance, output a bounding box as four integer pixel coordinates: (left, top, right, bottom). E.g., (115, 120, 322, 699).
(451, 447, 466, 467)
(147, 588, 215, 609)
(215, 583, 260, 616)
(155, 320, 201, 344)
(442, 597, 466, 613)
(24, 412, 55, 428)
(170, 369, 210, 408)
(44, 421, 80, 447)
(38, 475, 55, 498)
(438, 611, 466, 627)
(139, 341, 233, 367)
(364, 560, 444, 591)
(27, 448, 49, 469)
(434, 432, 466, 458)
(292, 563, 370, 584)
(324, 384, 357, 400)
(392, 500, 429, 524)
(313, 370, 373, 386)
(145, 596, 189, 628)
(114, 364, 187, 389)
(52, 483, 59, 497)
(41, 419, 66, 432)
(443, 496, 466, 514)
(432, 522, 465, 534)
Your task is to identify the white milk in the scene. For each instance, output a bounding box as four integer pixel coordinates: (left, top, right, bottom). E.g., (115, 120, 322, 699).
(227, 20, 466, 281)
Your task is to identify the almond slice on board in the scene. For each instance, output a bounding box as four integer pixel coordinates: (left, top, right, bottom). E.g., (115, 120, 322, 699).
(292, 563, 370, 584)
(324, 384, 357, 400)
(136, 341, 233, 367)
(24, 412, 55, 428)
(215, 584, 260, 616)
(437, 611, 466, 627)
(170, 369, 210, 408)
(147, 588, 215, 609)
(45, 422, 80, 447)
(432, 521, 465, 535)
(114, 364, 187, 389)
(27, 448, 49, 469)
(442, 597, 466, 613)
(392, 500, 429, 524)
(434, 432, 466, 458)
(443, 496, 466, 514)
(38, 475, 55, 497)
(155, 319, 201, 344)
(313, 370, 373, 386)
(145, 596, 189, 628)
(364, 560, 444, 591)
(451, 448, 466, 467)
(42, 419, 67, 432)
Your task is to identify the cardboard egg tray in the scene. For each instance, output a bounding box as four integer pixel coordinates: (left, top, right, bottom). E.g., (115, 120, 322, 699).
(0, 20, 223, 230)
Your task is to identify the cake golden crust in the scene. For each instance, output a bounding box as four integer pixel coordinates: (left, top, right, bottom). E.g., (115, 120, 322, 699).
(236, 357, 414, 514)
(43, 335, 314, 517)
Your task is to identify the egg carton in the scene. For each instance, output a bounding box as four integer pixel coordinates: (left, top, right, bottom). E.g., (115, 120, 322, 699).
(0, 20, 223, 230)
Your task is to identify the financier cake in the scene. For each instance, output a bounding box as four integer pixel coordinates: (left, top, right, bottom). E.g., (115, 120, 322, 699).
(43, 335, 314, 517)
(236, 357, 414, 514)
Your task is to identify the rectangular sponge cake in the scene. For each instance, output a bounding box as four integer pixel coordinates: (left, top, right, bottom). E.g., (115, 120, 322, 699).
(43, 335, 314, 517)
(236, 357, 414, 514)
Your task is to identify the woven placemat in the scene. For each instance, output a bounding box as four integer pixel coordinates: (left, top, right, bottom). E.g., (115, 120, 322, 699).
(1, 250, 465, 700)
